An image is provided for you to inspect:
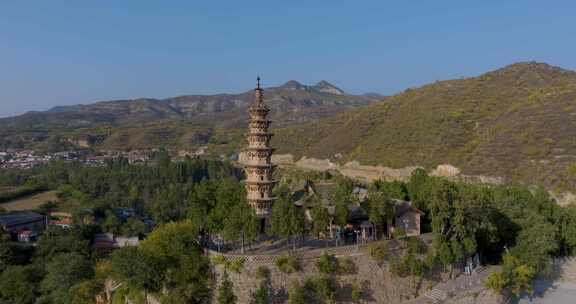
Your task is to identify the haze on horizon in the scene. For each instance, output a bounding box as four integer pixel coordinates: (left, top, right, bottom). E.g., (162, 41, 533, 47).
(1, 0, 575, 118)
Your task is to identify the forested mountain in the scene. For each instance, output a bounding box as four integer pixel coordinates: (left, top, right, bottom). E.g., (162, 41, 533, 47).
(273, 62, 576, 191)
(0, 80, 382, 151)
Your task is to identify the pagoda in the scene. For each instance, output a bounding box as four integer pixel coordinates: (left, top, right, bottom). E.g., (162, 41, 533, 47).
(243, 77, 276, 224)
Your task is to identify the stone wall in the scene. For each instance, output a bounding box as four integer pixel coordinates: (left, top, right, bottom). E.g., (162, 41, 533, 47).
(211, 244, 437, 304)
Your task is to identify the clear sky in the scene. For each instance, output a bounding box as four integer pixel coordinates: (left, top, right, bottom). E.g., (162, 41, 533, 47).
(1, 1, 575, 117)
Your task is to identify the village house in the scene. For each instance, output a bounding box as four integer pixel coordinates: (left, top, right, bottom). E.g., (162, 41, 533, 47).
(93, 233, 139, 252)
(0, 211, 47, 242)
(49, 212, 74, 229)
(290, 180, 423, 242)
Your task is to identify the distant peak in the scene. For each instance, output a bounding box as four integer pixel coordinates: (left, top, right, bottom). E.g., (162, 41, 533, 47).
(312, 80, 345, 95)
(494, 61, 575, 76)
(280, 80, 304, 89)
(485, 61, 576, 85)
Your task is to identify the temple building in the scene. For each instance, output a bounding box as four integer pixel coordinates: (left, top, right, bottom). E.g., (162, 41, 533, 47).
(242, 77, 277, 225)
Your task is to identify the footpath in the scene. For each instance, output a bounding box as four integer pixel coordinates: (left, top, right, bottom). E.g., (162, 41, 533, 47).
(406, 266, 495, 304)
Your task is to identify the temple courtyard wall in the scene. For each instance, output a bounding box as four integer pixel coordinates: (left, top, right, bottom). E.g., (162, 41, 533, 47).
(210, 242, 444, 304)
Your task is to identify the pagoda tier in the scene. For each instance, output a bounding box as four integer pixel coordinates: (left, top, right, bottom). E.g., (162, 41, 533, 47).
(246, 134, 273, 148)
(242, 77, 276, 219)
(248, 120, 272, 132)
(248, 106, 270, 116)
(248, 200, 274, 217)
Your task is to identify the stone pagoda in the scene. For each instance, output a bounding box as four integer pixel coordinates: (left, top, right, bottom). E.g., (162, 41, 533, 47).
(243, 77, 276, 224)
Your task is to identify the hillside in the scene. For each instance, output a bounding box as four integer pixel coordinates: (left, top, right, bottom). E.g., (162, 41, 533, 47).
(273, 62, 576, 191)
(0, 80, 382, 151)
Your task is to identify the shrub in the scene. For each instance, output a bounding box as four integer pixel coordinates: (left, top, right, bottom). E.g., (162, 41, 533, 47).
(316, 253, 339, 274)
(251, 279, 270, 304)
(225, 259, 245, 273)
(288, 280, 307, 304)
(394, 227, 407, 239)
(406, 236, 426, 255)
(276, 254, 301, 274)
(339, 257, 356, 275)
(303, 275, 336, 303)
(389, 256, 409, 277)
(485, 271, 508, 293)
(218, 271, 237, 304)
(255, 266, 270, 280)
(211, 255, 227, 265)
(369, 241, 389, 264)
(350, 280, 362, 301)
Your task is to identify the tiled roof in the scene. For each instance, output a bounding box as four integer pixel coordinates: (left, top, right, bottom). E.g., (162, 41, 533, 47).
(0, 212, 45, 228)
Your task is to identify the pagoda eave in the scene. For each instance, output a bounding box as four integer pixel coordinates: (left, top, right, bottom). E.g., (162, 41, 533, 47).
(246, 132, 274, 136)
(244, 180, 278, 185)
(243, 147, 276, 152)
(248, 197, 278, 202)
(243, 164, 277, 169)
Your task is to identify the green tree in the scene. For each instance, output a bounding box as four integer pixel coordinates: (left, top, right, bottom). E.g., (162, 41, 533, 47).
(0, 238, 12, 272)
(222, 200, 259, 254)
(35, 227, 90, 261)
(406, 168, 431, 211)
(369, 241, 389, 264)
(111, 246, 164, 292)
(269, 196, 306, 250)
(139, 220, 212, 303)
(367, 189, 395, 239)
(101, 211, 122, 234)
(0, 265, 44, 304)
(288, 280, 307, 304)
(217, 271, 237, 304)
(69, 280, 101, 304)
(120, 218, 147, 237)
(40, 252, 94, 304)
(485, 271, 509, 294)
(316, 253, 339, 275)
(485, 254, 536, 296)
(303, 275, 336, 303)
(309, 196, 331, 237)
(437, 239, 454, 274)
(251, 279, 270, 304)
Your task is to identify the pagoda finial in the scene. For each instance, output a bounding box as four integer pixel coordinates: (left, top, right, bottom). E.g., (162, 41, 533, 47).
(254, 76, 263, 104)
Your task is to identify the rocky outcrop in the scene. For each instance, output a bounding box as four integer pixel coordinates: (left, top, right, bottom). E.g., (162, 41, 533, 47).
(273, 154, 502, 185)
(294, 156, 338, 172)
(271, 154, 295, 166)
(431, 164, 461, 177)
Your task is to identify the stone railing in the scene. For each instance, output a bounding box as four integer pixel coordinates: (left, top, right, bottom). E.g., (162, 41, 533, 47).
(207, 243, 368, 266)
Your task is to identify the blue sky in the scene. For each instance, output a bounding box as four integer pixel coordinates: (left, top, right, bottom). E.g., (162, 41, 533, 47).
(1, 1, 575, 117)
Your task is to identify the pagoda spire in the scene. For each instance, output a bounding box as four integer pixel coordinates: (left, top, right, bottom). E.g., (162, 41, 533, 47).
(255, 76, 263, 104)
(242, 77, 276, 223)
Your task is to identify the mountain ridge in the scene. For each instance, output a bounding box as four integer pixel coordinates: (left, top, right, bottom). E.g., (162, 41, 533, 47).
(272, 62, 576, 191)
(0, 80, 384, 151)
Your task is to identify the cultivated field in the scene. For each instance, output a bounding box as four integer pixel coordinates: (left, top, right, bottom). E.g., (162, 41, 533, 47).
(0, 190, 58, 211)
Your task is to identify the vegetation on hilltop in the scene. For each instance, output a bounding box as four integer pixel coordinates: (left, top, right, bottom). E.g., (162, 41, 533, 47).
(273, 62, 576, 191)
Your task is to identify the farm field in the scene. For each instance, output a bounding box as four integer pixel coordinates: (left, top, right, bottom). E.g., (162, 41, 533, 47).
(0, 190, 58, 211)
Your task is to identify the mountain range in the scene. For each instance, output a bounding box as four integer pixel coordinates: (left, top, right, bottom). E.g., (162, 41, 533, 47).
(0, 80, 382, 151)
(2, 62, 576, 192)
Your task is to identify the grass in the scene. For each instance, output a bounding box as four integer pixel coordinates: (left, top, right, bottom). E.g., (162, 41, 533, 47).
(0, 190, 58, 211)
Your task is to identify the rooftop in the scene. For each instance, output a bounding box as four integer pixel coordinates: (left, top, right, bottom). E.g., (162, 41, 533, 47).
(0, 212, 45, 228)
